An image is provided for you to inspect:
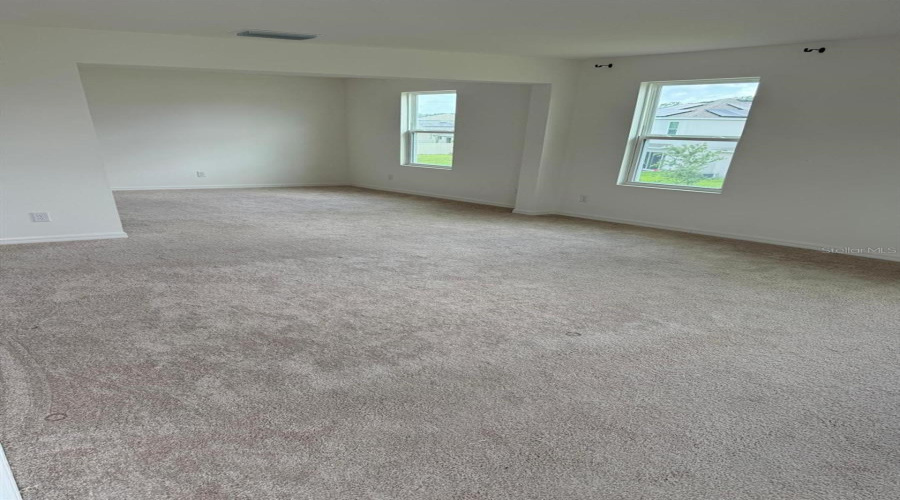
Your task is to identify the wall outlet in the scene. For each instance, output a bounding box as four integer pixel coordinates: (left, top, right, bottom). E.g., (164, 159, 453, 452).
(578, 195, 588, 203)
(196, 171, 206, 178)
(388, 174, 394, 181)
(30, 212, 51, 222)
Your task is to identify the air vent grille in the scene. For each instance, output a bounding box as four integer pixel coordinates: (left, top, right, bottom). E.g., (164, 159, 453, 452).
(237, 30, 318, 41)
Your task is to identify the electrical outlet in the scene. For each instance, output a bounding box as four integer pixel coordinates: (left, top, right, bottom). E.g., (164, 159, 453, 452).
(196, 171, 206, 178)
(388, 174, 394, 181)
(578, 195, 588, 203)
(30, 212, 51, 222)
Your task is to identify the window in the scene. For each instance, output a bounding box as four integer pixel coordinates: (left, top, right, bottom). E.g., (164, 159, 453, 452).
(619, 78, 760, 193)
(642, 152, 667, 170)
(401, 91, 457, 169)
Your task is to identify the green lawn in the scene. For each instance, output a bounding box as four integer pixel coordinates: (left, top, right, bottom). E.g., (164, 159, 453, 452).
(415, 154, 453, 167)
(637, 170, 724, 189)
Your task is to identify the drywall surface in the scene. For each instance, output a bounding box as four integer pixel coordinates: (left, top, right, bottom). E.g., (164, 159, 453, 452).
(80, 67, 349, 189)
(0, 25, 577, 243)
(0, 32, 126, 243)
(347, 79, 531, 207)
(560, 36, 900, 258)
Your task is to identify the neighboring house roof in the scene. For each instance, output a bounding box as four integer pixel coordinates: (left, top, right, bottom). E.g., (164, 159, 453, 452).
(657, 98, 752, 118)
(417, 113, 456, 129)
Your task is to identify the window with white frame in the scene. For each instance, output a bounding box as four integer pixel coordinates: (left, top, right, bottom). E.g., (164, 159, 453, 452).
(401, 91, 457, 169)
(619, 78, 760, 193)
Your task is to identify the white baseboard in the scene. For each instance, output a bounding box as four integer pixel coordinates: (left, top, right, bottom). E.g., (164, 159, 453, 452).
(112, 182, 346, 191)
(352, 184, 514, 208)
(7, 187, 893, 263)
(0, 231, 128, 246)
(0, 444, 22, 500)
(556, 210, 900, 263)
(512, 209, 554, 216)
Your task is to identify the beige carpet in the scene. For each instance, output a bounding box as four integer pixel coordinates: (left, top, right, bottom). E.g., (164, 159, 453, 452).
(1, 187, 898, 499)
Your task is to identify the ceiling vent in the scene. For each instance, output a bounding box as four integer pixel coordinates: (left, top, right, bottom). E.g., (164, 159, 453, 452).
(237, 30, 318, 41)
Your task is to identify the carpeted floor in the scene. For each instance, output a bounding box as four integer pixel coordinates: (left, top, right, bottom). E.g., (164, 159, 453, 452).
(1, 187, 898, 499)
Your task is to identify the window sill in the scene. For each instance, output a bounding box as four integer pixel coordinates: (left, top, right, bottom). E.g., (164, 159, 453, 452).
(618, 181, 722, 194)
(401, 163, 453, 171)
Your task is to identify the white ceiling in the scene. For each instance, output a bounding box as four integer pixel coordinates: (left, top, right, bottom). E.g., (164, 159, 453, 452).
(2, 0, 899, 58)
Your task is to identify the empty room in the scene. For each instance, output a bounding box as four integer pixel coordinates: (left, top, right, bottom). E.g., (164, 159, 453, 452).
(0, 1, 898, 498)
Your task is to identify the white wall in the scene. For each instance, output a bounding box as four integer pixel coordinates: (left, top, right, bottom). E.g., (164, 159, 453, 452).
(0, 32, 126, 244)
(559, 36, 900, 257)
(80, 66, 349, 189)
(3, 23, 895, 260)
(347, 79, 532, 207)
(0, 25, 577, 244)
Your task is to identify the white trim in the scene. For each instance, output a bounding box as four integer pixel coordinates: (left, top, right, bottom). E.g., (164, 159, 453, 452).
(400, 163, 452, 170)
(111, 182, 346, 191)
(4, 187, 893, 263)
(555, 210, 900, 263)
(402, 90, 457, 169)
(353, 184, 513, 208)
(0, 444, 23, 500)
(0, 232, 128, 246)
(618, 77, 760, 193)
(512, 209, 554, 216)
(619, 181, 723, 194)
(643, 135, 741, 141)
(405, 90, 458, 96)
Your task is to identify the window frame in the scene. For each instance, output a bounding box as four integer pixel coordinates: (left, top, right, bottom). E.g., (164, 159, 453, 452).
(401, 90, 457, 170)
(618, 77, 760, 194)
